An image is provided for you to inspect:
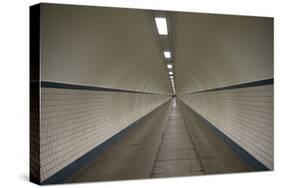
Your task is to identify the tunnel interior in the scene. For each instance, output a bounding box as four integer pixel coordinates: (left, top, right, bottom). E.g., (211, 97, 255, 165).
(30, 3, 273, 184)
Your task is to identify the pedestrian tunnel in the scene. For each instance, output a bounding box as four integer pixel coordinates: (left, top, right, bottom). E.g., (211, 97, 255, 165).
(30, 3, 273, 185)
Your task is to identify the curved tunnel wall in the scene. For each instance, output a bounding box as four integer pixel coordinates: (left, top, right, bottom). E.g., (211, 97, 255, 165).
(37, 4, 171, 182)
(40, 88, 169, 181)
(175, 13, 273, 169)
(179, 84, 273, 169)
(40, 4, 172, 94)
(174, 13, 273, 94)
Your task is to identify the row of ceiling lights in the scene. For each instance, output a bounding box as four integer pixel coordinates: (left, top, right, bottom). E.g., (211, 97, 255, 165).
(155, 17, 175, 94)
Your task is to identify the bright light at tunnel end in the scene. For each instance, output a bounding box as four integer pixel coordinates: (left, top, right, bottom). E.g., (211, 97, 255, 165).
(155, 17, 168, 35)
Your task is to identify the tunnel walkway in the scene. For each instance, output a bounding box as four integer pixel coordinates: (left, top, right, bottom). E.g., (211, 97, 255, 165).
(66, 98, 252, 183)
(151, 99, 203, 177)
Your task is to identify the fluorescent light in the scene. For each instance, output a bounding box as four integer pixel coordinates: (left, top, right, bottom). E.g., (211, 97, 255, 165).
(167, 64, 172, 69)
(170, 76, 173, 79)
(155, 17, 168, 35)
(164, 51, 171, 58)
(169, 71, 173, 75)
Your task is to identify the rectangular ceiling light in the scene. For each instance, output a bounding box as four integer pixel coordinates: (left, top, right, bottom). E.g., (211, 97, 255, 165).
(170, 76, 173, 79)
(155, 17, 168, 35)
(167, 64, 172, 69)
(164, 51, 171, 58)
(169, 71, 173, 75)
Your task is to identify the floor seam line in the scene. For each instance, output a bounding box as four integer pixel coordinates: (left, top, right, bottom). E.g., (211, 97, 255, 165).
(149, 103, 173, 178)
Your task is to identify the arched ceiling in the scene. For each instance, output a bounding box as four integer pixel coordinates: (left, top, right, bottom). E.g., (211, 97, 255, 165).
(40, 4, 273, 95)
(173, 12, 273, 94)
(41, 4, 172, 94)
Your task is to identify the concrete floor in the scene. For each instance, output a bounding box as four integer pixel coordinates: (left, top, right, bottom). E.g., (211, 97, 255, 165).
(66, 98, 252, 183)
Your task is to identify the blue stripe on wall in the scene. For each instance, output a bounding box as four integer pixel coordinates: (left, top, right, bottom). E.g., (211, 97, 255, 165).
(41, 81, 168, 95)
(186, 78, 273, 95)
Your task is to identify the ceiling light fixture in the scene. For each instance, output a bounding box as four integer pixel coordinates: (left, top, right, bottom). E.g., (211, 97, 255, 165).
(164, 51, 171, 58)
(155, 17, 168, 35)
(167, 64, 172, 69)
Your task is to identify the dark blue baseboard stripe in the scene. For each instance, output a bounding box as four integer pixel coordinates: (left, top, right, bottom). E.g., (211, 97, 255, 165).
(179, 100, 270, 171)
(41, 81, 167, 95)
(187, 78, 273, 95)
(41, 100, 170, 185)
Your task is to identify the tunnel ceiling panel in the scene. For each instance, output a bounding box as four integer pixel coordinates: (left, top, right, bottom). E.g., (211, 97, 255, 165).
(40, 4, 172, 94)
(173, 13, 273, 94)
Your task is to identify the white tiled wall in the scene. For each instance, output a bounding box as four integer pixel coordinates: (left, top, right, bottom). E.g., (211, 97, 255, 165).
(178, 85, 273, 169)
(40, 87, 170, 182)
(30, 86, 40, 182)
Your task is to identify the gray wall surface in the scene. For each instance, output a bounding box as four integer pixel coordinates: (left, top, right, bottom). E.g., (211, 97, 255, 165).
(174, 13, 273, 94)
(40, 4, 172, 94)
